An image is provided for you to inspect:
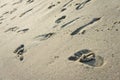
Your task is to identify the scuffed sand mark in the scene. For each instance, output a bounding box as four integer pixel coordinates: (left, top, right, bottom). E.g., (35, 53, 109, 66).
(2, 11, 9, 16)
(75, 0, 91, 10)
(34, 32, 55, 41)
(0, 18, 5, 21)
(61, 8, 67, 12)
(10, 16, 16, 20)
(0, 22, 2, 24)
(0, 3, 7, 8)
(17, 28, 29, 33)
(63, 0, 73, 7)
(48, 1, 61, 9)
(19, 8, 33, 17)
(71, 17, 101, 35)
(26, 0, 34, 4)
(61, 17, 80, 28)
(10, 8, 17, 14)
(12, 0, 23, 5)
(48, 4, 55, 9)
(4, 26, 19, 32)
(55, 15, 66, 23)
(47, 56, 59, 65)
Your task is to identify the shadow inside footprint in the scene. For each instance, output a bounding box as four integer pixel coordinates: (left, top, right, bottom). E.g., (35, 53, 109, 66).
(81, 56, 104, 67)
(68, 49, 91, 61)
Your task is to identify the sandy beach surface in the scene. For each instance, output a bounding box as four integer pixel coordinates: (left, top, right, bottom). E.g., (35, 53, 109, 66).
(0, 0, 120, 80)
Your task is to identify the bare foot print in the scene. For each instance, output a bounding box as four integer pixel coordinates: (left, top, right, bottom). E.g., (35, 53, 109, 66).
(68, 49, 104, 67)
(68, 49, 91, 61)
(79, 53, 104, 67)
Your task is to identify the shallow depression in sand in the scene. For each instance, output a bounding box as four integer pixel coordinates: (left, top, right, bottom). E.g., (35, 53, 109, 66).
(83, 55, 104, 67)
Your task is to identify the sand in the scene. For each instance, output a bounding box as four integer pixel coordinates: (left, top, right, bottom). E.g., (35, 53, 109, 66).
(0, 0, 120, 80)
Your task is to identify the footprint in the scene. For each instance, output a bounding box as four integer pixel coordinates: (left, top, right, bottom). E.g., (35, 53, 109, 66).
(93, 56, 104, 67)
(68, 49, 91, 61)
(55, 15, 66, 23)
(81, 55, 104, 67)
(68, 49, 104, 67)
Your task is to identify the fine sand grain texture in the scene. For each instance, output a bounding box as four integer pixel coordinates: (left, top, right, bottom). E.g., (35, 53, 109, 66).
(0, 0, 120, 80)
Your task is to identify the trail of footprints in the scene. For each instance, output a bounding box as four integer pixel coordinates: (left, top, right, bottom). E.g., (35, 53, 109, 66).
(0, 0, 35, 25)
(68, 49, 104, 67)
(0, 0, 110, 66)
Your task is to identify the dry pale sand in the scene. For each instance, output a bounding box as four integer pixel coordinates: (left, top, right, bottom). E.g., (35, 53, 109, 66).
(0, 0, 120, 80)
